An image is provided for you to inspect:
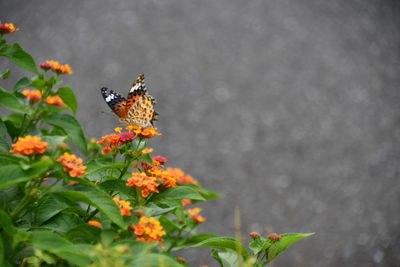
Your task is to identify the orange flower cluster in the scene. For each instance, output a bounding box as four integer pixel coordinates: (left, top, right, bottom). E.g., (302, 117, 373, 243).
(10, 136, 49, 156)
(152, 155, 167, 166)
(188, 208, 206, 224)
(97, 131, 136, 154)
(126, 172, 159, 197)
(113, 196, 132, 216)
(39, 60, 73, 75)
(0, 23, 19, 34)
(132, 217, 166, 245)
(166, 168, 198, 185)
(126, 125, 161, 138)
(22, 89, 42, 103)
(87, 220, 102, 228)
(56, 152, 87, 177)
(149, 167, 177, 189)
(45, 95, 65, 107)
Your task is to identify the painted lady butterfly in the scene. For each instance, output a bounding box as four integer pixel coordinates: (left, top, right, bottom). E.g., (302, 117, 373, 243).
(101, 74, 158, 127)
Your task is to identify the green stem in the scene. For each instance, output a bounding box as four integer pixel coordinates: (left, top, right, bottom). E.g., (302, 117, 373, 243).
(118, 155, 133, 180)
(166, 228, 184, 253)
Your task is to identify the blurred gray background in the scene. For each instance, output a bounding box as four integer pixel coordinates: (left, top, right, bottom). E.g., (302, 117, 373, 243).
(1, 0, 400, 266)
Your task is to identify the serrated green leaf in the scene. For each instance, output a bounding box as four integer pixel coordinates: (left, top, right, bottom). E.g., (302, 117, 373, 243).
(267, 233, 314, 263)
(2, 44, 37, 73)
(43, 113, 87, 155)
(12, 77, 30, 92)
(65, 224, 101, 243)
(0, 159, 53, 189)
(191, 236, 249, 259)
(0, 210, 17, 236)
(0, 87, 26, 113)
(40, 212, 82, 234)
(57, 87, 78, 114)
(29, 75, 45, 90)
(249, 236, 269, 255)
(138, 153, 153, 164)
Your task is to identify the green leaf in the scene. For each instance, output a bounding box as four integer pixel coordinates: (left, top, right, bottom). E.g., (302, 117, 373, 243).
(0, 210, 17, 236)
(2, 44, 38, 73)
(30, 231, 91, 267)
(35, 194, 71, 225)
(98, 180, 136, 197)
(40, 212, 82, 234)
(65, 224, 101, 243)
(0, 69, 11, 79)
(87, 159, 125, 175)
(211, 249, 242, 267)
(0, 138, 9, 152)
(152, 186, 205, 202)
(186, 184, 220, 201)
(43, 113, 87, 155)
(57, 87, 78, 114)
(55, 185, 125, 228)
(267, 233, 314, 263)
(12, 77, 30, 92)
(41, 135, 67, 155)
(29, 75, 45, 90)
(0, 159, 53, 189)
(192, 236, 249, 259)
(131, 253, 184, 267)
(249, 236, 269, 255)
(0, 87, 26, 113)
(0, 153, 22, 165)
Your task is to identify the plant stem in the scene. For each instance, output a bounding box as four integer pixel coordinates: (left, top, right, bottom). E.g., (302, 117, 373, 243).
(166, 228, 184, 253)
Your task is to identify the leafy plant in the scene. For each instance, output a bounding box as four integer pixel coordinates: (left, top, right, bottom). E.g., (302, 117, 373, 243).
(0, 23, 313, 266)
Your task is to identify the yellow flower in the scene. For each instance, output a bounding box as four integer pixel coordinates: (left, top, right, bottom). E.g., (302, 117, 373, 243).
(126, 125, 142, 135)
(114, 127, 122, 133)
(10, 136, 49, 156)
(141, 148, 153, 155)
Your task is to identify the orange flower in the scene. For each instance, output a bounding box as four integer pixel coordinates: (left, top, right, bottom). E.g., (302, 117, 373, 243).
(181, 198, 192, 208)
(131, 217, 166, 245)
(126, 172, 159, 197)
(113, 196, 132, 216)
(45, 95, 65, 107)
(188, 208, 206, 224)
(39, 60, 73, 75)
(56, 152, 87, 177)
(10, 136, 49, 156)
(166, 168, 199, 185)
(149, 167, 176, 189)
(0, 23, 19, 34)
(267, 233, 282, 241)
(140, 127, 161, 138)
(22, 89, 42, 103)
(87, 220, 102, 228)
(152, 155, 167, 166)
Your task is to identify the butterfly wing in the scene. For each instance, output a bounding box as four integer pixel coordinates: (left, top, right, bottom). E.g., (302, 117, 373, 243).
(122, 74, 158, 127)
(101, 87, 128, 118)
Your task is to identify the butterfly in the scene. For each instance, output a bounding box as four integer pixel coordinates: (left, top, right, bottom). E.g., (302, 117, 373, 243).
(101, 74, 158, 127)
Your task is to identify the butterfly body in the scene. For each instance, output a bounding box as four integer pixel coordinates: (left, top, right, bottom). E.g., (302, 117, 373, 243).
(101, 74, 157, 127)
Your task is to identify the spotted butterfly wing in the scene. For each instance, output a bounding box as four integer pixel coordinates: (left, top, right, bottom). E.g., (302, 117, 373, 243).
(101, 74, 157, 127)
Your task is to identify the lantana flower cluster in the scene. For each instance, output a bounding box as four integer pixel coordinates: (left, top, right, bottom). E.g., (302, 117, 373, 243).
(10, 136, 49, 156)
(56, 152, 87, 177)
(131, 216, 166, 245)
(113, 196, 133, 216)
(40, 60, 73, 75)
(0, 23, 19, 34)
(22, 89, 66, 107)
